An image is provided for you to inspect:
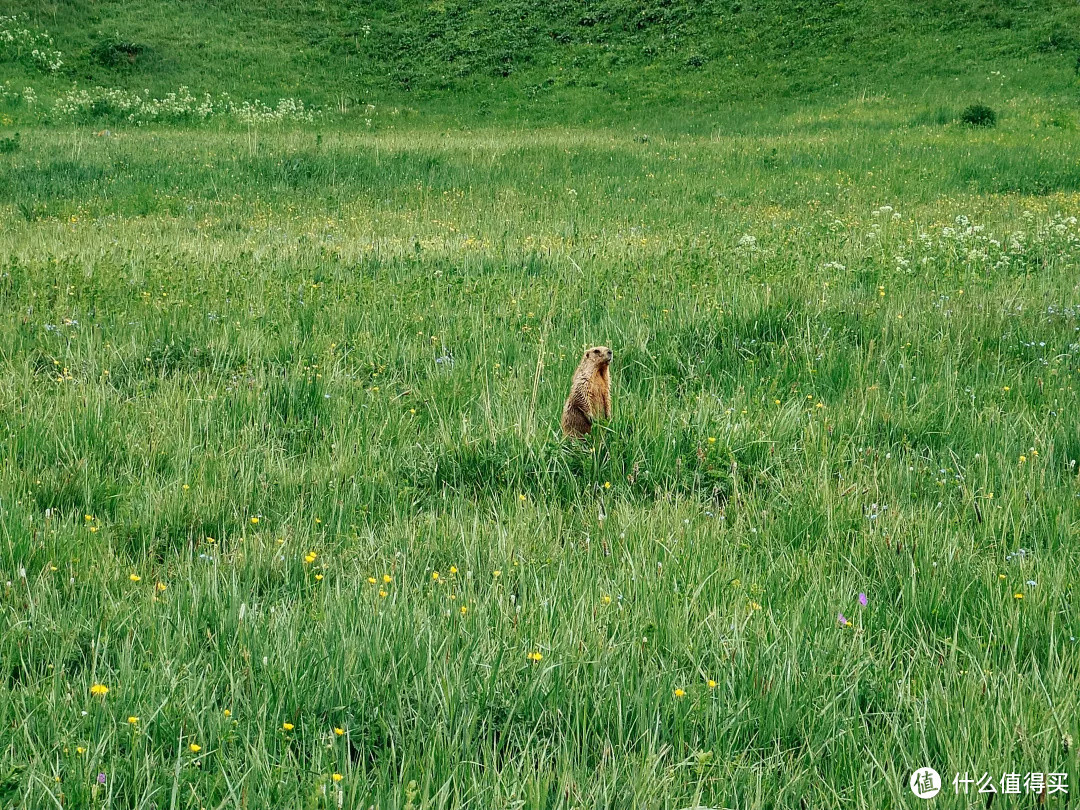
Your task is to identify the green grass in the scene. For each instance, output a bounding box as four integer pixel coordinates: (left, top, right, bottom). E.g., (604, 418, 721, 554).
(2, 0, 1080, 123)
(2, 1, 1080, 807)
(3, 110, 1080, 807)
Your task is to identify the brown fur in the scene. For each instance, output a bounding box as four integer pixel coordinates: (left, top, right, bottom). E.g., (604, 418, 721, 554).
(561, 346, 612, 438)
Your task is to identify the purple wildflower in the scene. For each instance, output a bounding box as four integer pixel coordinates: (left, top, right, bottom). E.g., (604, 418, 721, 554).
(97, 773, 106, 785)
(859, 592, 867, 607)
(837, 612, 848, 627)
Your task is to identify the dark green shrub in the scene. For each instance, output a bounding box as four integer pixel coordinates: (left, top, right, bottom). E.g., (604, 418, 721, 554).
(91, 34, 151, 68)
(961, 103, 997, 127)
(0, 133, 19, 153)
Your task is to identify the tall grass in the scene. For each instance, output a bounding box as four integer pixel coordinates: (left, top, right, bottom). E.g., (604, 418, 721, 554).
(2, 115, 1080, 807)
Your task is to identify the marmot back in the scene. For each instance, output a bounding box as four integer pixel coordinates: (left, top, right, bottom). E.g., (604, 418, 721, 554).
(561, 346, 612, 438)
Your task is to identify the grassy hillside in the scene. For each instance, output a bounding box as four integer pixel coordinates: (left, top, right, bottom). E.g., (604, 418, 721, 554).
(2, 0, 1079, 122)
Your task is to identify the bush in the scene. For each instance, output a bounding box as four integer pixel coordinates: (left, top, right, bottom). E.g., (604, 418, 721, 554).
(91, 35, 151, 69)
(0, 132, 19, 153)
(961, 103, 997, 127)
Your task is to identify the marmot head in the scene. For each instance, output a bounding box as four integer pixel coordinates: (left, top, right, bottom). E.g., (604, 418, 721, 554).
(582, 346, 613, 368)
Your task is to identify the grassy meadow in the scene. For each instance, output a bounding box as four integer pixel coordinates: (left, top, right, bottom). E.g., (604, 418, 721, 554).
(4, 2, 1080, 807)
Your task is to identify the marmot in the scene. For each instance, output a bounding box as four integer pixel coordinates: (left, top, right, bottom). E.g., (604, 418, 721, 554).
(561, 346, 612, 437)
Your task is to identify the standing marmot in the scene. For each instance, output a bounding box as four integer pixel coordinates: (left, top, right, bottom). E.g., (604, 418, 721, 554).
(561, 346, 612, 437)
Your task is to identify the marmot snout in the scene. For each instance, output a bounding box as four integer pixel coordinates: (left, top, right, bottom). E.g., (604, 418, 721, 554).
(561, 346, 612, 438)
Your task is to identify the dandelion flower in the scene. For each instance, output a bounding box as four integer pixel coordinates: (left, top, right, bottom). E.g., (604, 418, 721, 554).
(156, 582, 167, 592)
(674, 688, 686, 699)
(460, 605, 468, 616)
(493, 570, 501, 578)
(432, 571, 440, 582)
(382, 574, 392, 584)
(332, 773, 343, 782)
(129, 574, 141, 582)
(76, 747, 85, 755)
(189, 743, 201, 753)
(527, 651, 543, 662)
(601, 595, 612, 605)
(223, 709, 232, 717)
(250, 517, 259, 525)
(367, 576, 377, 585)
(127, 716, 139, 725)
(1014, 593, 1023, 600)
(283, 722, 294, 731)
(314, 574, 323, 581)
(378, 589, 388, 598)
(707, 437, 716, 444)
(90, 683, 109, 697)
(334, 727, 344, 736)
(449, 566, 458, 575)
(604, 481, 611, 489)
(707, 679, 717, 689)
